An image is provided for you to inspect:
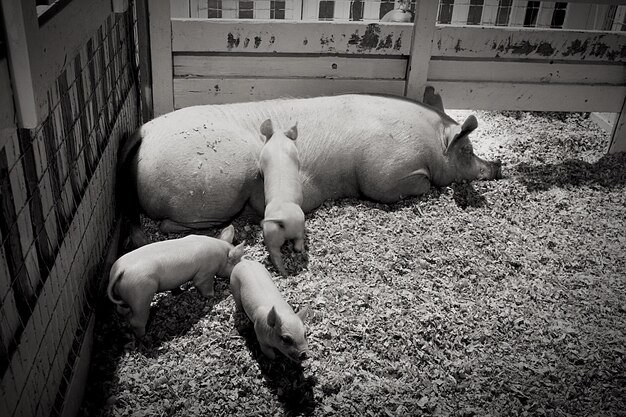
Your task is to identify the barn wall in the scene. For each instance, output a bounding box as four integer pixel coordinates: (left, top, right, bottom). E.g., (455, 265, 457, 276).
(0, 4, 139, 417)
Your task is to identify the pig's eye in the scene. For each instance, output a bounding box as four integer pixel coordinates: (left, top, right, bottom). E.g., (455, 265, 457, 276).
(281, 335, 294, 345)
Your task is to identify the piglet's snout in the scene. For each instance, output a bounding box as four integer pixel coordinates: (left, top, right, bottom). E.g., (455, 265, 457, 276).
(299, 351, 308, 361)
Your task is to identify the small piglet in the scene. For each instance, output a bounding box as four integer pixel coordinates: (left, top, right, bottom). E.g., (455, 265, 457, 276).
(259, 118, 305, 276)
(230, 259, 310, 362)
(107, 225, 245, 338)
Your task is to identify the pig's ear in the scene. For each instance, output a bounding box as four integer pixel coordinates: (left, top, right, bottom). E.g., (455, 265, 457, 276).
(229, 241, 245, 263)
(423, 86, 445, 113)
(267, 306, 281, 328)
(445, 115, 478, 155)
(285, 122, 298, 141)
(296, 304, 310, 322)
(219, 225, 235, 243)
(260, 119, 274, 140)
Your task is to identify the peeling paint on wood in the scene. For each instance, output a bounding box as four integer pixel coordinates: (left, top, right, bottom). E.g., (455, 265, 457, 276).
(493, 40, 556, 57)
(173, 20, 412, 55)
(226, 33, 240, 50)
(347, 24, 399, 52)
(394, 37, 402, 51)
(432, 26, 626, 62)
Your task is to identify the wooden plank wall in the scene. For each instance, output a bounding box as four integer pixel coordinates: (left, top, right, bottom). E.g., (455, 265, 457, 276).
(167, 18, 626, 113)
(0, 3, 139, 417)
(169, 19, 414, 111)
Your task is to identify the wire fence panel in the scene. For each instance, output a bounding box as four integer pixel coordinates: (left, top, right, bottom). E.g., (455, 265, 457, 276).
(0, 5, 140, 417)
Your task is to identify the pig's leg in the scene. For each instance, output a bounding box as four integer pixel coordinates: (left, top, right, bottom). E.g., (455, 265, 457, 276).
(293, 227, 305, 253)
(128, 299, 151, 339)
(361, 168, 431, 203)
(127, 283, 156, 339)
(263, 221, 288, 277)
(193, 273, 215, 298)
(268, 248, 287, 277)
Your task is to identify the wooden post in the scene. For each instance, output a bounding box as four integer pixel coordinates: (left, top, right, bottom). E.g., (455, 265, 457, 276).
(148, 0, 174, 116)
(136, 0, 154, 121)
(404, 0, 438, 101)
(1, 0, 40, 128)
(609, 98, 626, 153)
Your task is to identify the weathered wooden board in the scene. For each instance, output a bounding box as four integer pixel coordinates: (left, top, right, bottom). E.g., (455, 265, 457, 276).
(429, 81, 626, 112)
(0, 57, 15, 131)
(173, 54, 407, 79)
(1, 0, 39, 127)
(37, 0, 113, 115)
(173, 77, 405, 107)
(609, 98, 626, 153)
(171, 19, 413, 55)
(428, 59, 626, 84)
(405, 0, 438, 99)
(150, 1, 175, 116)
(136, 0, 153, 121)
(433, 26, 626, 62)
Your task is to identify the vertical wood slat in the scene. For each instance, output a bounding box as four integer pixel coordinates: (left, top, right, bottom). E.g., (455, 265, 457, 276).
(149, 0, 174, 116)
(136, 0, 154, 121)
(609, 98, 626, 153)
(0, 0, 39, 128)
(405, 0, 438, 100)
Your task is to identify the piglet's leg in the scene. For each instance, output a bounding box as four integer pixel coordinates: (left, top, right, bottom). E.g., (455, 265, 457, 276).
(263, 221, 288, 277)
(194, 273, 215, 298)
(128, 293, 152, 339)
(293, 230, 305, 253)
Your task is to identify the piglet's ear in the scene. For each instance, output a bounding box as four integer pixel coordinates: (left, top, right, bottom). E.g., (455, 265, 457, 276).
(296, 304, 310, 322)
(285, 122, 298, 141)
(267, 306, 281, 328)
(445, 115, 478, 155)
(423, 86, 445, 113)
(229, 241, 245, 263)
(260, 119, 274, 140)
(219, 224, 235, 243)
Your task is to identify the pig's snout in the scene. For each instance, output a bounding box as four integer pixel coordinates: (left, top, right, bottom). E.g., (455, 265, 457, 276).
(299, 351, 308, 361)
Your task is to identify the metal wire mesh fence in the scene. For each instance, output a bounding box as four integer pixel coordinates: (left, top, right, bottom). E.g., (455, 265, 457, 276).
(0, 6, 139, 417)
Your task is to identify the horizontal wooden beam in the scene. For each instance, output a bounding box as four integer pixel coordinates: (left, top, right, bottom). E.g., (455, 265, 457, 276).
(173, 54, 407, 79)
(173, 78, 405, 107)
(433, 25, 626, 62)
(172, 19, 413, 55)
(428, 59, 626, 84)
(429, 81, 626, 112)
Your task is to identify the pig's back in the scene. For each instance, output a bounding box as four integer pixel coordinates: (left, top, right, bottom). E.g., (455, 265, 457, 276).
(231, 260, 291, 314)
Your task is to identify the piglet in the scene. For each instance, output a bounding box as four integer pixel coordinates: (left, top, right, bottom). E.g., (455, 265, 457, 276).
(107, 225, 245, 338)
(259, 118, 305, 277)
(230, 259, 310, 362)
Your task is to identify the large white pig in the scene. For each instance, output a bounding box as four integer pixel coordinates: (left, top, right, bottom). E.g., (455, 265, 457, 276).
(118, 94, 502, 244)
